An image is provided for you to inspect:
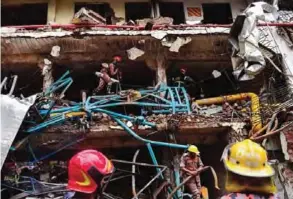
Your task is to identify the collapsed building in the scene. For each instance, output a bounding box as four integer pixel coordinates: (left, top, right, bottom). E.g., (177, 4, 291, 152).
(1, 0, 293, 198)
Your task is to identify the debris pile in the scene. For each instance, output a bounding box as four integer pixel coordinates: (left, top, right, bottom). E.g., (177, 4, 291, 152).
(72, 7, 106, 24)
(136, 17, 174, 26)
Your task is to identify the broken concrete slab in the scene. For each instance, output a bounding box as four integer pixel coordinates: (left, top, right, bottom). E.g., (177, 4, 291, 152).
(72, 7, 106, 24)
(126, 47, 145, 60)
(50, 46, 61, 57)
(136, 17, 173, 26)
(151, 31, 167, 40)
(169, 37, 192, 52)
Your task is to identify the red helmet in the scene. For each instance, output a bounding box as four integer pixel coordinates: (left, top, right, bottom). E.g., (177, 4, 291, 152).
(113, 56, 122, 62)
(180, 68, 187, 73)
(67, 150, 114, 193)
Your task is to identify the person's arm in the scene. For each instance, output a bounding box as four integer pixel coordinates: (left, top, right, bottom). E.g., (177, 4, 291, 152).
(118, 71, 122, 80)
(197, 157, 204, 170)
(109, 63, 118, 76)
(181, 167, 196, 175)
(180, 155, 196, 175)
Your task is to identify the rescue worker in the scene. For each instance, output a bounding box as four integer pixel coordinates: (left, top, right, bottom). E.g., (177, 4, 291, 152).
(94, 56, 122, 94)
(221, 139, 279, 199)
(180, 145, 204, 199)
(67, 150, 114, 199)
(172, 68, 195, 88)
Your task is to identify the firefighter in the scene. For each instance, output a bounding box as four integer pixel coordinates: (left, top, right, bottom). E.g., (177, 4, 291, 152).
(94, 56, 122, 94)
(180, 145, 204, 199)
(221, 139, 279, 199)
(172, 68, 195, 88)
(67, 150, 114, 199)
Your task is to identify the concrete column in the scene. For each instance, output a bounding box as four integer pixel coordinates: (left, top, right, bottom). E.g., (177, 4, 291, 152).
(39, 59, 54, 92)
(55, 0, 74, 24)
(47, 0, 57, 23)
(109, 1, 125, 19)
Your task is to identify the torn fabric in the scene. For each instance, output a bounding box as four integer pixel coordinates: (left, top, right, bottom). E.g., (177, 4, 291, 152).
(1, 94, 37, 168)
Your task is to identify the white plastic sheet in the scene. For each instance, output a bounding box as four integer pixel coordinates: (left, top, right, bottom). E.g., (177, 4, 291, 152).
(1, 94, 37, 168)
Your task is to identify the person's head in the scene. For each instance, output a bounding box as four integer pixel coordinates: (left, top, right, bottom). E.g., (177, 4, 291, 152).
(113, 56, 122, 64)
(187, 145, 200, 158)
(180, 68, 187, 75)
(67, 150, 114, 195)
(221, 139, 276, 194)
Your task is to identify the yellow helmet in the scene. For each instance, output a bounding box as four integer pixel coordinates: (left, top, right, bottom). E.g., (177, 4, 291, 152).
(221, 139, 274, 177)
(188, 145, 200, 154)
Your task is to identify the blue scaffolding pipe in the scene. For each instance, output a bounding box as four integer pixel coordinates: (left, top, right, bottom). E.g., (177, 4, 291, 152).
(95, 102, 176, 108)
(44, 71, 73, 96)
(146, 143, 163, 178)
(181, 88, 191, 114)
(26, 114, 66, 133)
(39, 105, 81, 115)
(113, 118, 188, 149)
(174, 169, 182, 198)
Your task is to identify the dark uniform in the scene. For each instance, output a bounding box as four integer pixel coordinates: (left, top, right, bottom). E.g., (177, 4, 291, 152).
(180, 153, 204, 199)
(221, 193, 279, 199)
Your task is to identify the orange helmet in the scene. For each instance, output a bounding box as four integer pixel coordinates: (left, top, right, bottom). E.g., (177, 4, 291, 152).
(67, 150, 114, 193)
(113, 56, 122, 62)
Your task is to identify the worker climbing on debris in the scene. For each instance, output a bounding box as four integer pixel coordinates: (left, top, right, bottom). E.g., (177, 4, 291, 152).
(67, 150, 114, 199)
(94, 55, 122, 94)
(172, 68, 195, 88)
(221, 139, 279, 199)
(180, 145, 204, 199)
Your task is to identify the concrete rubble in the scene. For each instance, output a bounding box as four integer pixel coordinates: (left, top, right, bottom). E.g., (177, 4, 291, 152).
(126, 47, 145, 60)
(72, 7, 106, 24)
(136, 17, 173, 27)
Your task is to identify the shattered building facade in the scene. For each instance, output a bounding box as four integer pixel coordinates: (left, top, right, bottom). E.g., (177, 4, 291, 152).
(1, 0, 293, 198)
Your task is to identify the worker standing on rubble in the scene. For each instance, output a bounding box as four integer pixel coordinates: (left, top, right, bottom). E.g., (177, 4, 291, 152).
(221, 139, 279, 199)
(180, 145, 204, 199)
(67, 150, 114, 199)
(173, 68, 195, 87)
(94, 56, 122, 94)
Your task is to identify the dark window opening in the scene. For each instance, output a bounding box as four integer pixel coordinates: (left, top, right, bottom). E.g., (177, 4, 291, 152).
(202, 3, 233, 24)
(1, 4, 48, 26)
(125, 2, 151, 21)
(159, 2, 185, 25)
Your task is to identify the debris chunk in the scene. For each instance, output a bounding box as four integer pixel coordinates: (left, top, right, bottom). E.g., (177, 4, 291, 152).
(212, 70, 222, 78)
(136, 17, 173, 26)
(169, 37, 192, 52)
(151, 31, 167, 40)
(127, 47, 145, 60)
(72, 7, 106, 24)
(50, 46, 61, 57)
